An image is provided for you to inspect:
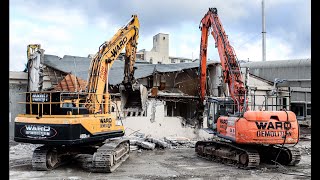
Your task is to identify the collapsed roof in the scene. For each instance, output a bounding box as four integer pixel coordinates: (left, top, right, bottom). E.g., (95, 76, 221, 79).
(43, 54, 219, 85)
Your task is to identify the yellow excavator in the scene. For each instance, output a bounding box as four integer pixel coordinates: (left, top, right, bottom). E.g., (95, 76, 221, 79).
(14, 15, 147, 172)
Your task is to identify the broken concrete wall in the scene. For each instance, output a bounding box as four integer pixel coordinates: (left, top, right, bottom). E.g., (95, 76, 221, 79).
(120, 99, 212, 140)
(207, 65, 222, 97)
(28, 49, 45, 91)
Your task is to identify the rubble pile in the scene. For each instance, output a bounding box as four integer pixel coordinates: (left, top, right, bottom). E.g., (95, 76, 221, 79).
(163, 137, 197, 148)
(10, 143, 40, 153)
(126, 132, 197, 151)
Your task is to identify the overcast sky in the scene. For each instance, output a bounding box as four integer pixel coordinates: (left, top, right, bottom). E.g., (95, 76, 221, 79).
(10, 0, 310, 71)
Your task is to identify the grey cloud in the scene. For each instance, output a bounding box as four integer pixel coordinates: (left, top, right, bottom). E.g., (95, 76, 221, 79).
(10, 0, 310, 59)
(10, 0, 252, 35)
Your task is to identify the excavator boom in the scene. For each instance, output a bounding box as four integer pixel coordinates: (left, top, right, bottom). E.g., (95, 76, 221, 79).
(85, 15, 147, 114)
(199, 8, 246, 113)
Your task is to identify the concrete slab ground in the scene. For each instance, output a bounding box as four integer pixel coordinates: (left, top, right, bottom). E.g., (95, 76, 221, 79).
(9, 127, 311, 180)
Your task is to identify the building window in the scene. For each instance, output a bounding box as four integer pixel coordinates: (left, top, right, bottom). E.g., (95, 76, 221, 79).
(147, 76, 153, 88)
(125, 110, 147, 117)
(164, 101, 192, 119)
(291, 103, 304, 120)
(165, 103, 174, 117)
(307, 104, 311, 116)
(282, 97, 287, 109)
(163, 37, 166, 40)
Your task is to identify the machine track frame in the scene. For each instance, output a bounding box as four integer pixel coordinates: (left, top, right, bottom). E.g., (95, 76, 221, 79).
(257, 145, 301, 166)
(77, 138, 130, 173)
(31, 138, 130, 173)
(32, 146, 74, 170)
(195, 140, 260, 168)
(195, 140, 301, 168)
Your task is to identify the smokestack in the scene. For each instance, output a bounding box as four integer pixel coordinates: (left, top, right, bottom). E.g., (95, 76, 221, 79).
(262, 0, 266, 61)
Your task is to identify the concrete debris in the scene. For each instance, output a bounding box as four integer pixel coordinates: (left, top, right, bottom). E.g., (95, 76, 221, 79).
(130, 145, 139, 151)
(299, 135, 311, 141)
(133, 132, 145, 139)
(135, 141, 156, 150)
(145, 137, 170, 148)
(126, 134, 199, 151)
(129, 139, 138, 145)
(164, 136, 190, 141)
(10, 143, 40, 153)
(164, 137, 196, 148)
(299, 120, 311, 128)
(299, 146, 311, 155)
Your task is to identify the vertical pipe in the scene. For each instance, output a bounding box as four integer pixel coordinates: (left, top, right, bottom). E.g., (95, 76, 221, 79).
(288, 87, 291, 110)
(253, 90, 256, 111)
(49, 92, 51, 115)
(262, 0, 266, 61)
(305, 92, 307, 120)
(264, 95, 267, 111)
(272, 95, 274, 111)
(30, 92, 32, 115)
(276, 94, 278, 111)
(73, 57, 78, 92)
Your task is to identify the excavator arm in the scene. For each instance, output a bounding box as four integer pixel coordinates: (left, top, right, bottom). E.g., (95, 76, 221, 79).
(85, 15, 146, 114)
(199, 8, 247, 113)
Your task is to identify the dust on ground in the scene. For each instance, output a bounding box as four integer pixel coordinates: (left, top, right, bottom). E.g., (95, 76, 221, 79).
(9, 126, 311, 180)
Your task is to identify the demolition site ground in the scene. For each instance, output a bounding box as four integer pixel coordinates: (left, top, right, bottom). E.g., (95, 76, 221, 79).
(9, 127, 311, 180)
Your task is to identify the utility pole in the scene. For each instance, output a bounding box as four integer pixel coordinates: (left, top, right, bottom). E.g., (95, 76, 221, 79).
(262, 0, 266, 61)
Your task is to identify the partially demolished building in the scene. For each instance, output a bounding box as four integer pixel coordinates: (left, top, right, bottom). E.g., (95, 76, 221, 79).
(10, 52, 292, 138)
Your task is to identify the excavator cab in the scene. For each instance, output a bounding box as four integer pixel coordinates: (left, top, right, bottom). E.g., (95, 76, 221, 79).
(206, 97, 235, 129)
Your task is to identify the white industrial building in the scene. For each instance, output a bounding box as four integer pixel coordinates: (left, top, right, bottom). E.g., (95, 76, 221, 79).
(136, 33, 193, 64)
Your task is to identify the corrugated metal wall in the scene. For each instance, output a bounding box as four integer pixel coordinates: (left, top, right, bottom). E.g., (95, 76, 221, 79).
(241, 59, 311, 82)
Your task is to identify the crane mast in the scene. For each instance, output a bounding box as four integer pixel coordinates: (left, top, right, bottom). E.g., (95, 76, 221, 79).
(199, 8, 247, 113)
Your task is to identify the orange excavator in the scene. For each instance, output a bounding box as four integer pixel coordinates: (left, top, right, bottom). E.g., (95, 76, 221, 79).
(195, 7, 301, 168)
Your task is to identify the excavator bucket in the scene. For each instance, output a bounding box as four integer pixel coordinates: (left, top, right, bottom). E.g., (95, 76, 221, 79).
(119, 83, 148, 113)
